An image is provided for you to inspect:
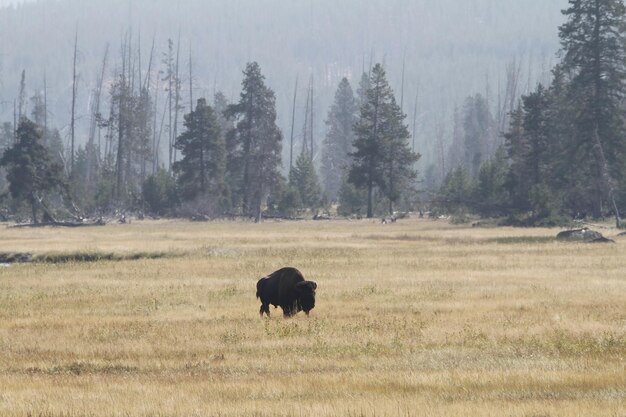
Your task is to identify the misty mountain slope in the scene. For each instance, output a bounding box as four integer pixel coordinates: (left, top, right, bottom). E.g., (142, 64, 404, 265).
(0, 0, 567, 165)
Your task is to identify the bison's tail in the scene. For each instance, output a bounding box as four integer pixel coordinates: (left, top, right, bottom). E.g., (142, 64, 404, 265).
(256, 278, 264, 299)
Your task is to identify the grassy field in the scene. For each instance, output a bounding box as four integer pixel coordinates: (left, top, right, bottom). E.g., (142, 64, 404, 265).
(0, 218, 624, 417)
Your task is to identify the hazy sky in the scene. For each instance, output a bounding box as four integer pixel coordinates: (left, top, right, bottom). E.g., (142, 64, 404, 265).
(0, 0, 569, 166)
(0, 0, 27, 6)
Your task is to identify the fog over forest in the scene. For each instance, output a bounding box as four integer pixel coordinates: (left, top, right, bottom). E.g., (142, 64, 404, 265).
(0, 0, 567, 168)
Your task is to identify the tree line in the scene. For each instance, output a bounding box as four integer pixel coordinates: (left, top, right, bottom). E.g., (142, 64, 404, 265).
(431, 0, 626, 227)
(0, 53, 419, 222)
(2, 0, 624, 226)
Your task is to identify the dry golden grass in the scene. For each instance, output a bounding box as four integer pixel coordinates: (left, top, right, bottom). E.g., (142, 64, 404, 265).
(0, 219, 624, 417)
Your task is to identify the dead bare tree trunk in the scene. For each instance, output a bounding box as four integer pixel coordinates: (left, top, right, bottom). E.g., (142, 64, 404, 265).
(435, 121, 446, 183)
(115, 35, 129, 202)
(411, 86, 419, 153)
(165, 39, 174, 171)
(145, 35, 157, 175)
(30, 193, 38, 224)
(87, 44, 109, 187)
(13, 99, 17, 142)
(172, 33, 182, 164)
(17, 70, 26, 123)
(301, 80, 310, 156)
(400, 50, 406, 114)
(70, 30, 78, 173)
(499, 58, 522, 134)
(593, 125, 621, 228)
(289, 75, 298, 170)
(153, 76, 160, 174)
(188, 44, 194, 111)
(310, 75, 314, 162)
(43, 71, 48, 143)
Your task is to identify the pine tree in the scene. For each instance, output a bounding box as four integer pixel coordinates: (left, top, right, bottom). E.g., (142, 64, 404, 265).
(504, 85, 554, 212)
(71, 142, 101, 213)
(321, 78, 356, 201)
(0, 122, 13, 153)
(381, 94, 420, 214)
(504, 104, 529, 211)
(0, 122, 13, 192)
(438, 165, 473, 214)
(107, 64, 153, 207)
(0, 118, 65, 223)
(463, 94, 495, 178)
(227, 62, 283, 221)
(214, 91, 236, 208)
(142, 168, 178, 216)
(559, 0, 626, 223)
(356, 72, 370, 110)
(337, 172, 368, 217)
(290, 151, 322, 209)
(173, 98, 225, 201)
(473, 147, 510, 217)
(349, 64, 419, 217)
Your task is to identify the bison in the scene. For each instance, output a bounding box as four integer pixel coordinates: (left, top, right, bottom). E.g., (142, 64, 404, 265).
(256, 267, 317, 317)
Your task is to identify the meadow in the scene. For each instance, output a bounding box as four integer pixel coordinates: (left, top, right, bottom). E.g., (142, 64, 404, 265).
(0, 218, 624, 417)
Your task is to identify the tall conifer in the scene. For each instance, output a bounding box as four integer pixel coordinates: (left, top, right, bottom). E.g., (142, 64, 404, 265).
(173, 98, 225, 201)
(321, 78, 356, 201)
(559, 0, 626, 222)
(227, 62, 283, 221)
(349, 64, 419, 217)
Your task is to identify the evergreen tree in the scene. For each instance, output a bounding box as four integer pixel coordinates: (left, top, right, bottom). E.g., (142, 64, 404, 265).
(278, 184, 303, 218)
(227, 62, 283, 221)
(505, 86, 553, 214)
(473, 147, 510, 216)
(321, 78, 356, 201)
(142, 168, 178, 216)
(46, 129, 66, 172)
(504, 104, 529, 211)
(0, 118, 65, 223)
(463, 94, 495, 178)
(30, 92, 46, 131)
(438, 165, 473, 214)
(71, 142, 101, 213)
(380, 94, 420, 214)
(349, 64, 419, 217)
(173, 98, 225, 202)
(337, 172, 368, 216)
(104, 53, 154, 210)
(559, 0, 626, 222)
(447, 105, 464, 170)
(0, 122, 13, 192)
(356, 72, 370, 110)
(289, 151, 322, 209)
(214, 91, 236, 209)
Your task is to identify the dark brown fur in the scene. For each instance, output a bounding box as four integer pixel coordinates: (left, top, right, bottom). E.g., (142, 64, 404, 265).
(256, 267, 317, 317)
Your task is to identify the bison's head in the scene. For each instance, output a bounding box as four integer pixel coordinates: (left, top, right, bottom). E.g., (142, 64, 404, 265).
(296, 281, 317, 315)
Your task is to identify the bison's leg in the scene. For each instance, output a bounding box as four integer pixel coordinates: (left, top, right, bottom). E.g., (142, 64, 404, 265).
(260, 303, 270, 317)
(282, 303, 299, 318)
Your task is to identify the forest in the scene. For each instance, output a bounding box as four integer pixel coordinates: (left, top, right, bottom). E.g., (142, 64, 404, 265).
(1, 0, 625, 227)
